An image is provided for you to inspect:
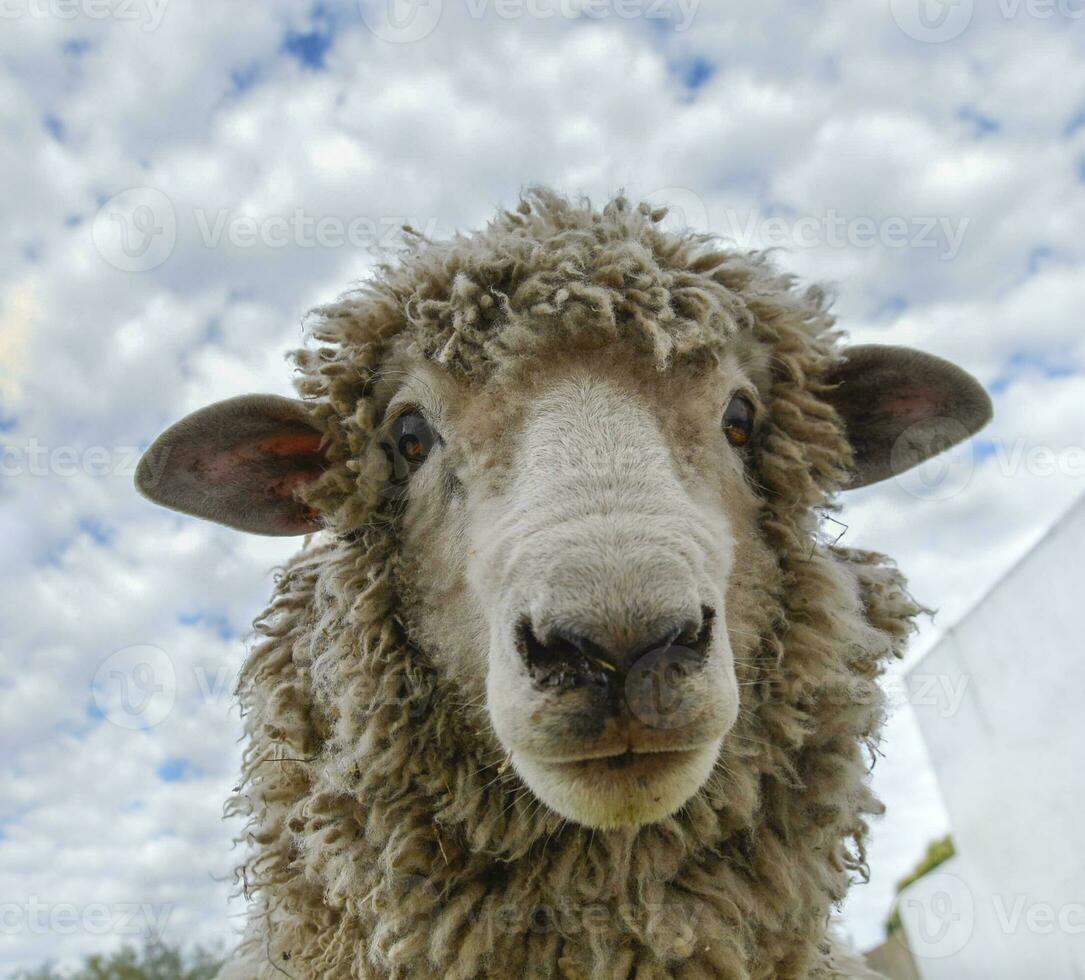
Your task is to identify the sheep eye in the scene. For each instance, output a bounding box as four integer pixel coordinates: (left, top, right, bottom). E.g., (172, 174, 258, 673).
(723, 395, 755, 448)
(388, 411, 436, 472)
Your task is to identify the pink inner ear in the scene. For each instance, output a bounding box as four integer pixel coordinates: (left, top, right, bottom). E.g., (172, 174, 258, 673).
(884, 387, 942, 422)
(139, 395, 333, 536)
(195, 428, 327, 533)
(250, 433, 327, 504)
(256, 433, 325, 457)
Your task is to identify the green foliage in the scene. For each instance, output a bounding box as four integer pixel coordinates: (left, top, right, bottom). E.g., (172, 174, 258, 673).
(885, 834, 956, 937)
(8, 940, 222, 980)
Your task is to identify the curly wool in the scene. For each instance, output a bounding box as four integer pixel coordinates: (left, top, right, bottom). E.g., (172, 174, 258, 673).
(224, 191, 922, 979)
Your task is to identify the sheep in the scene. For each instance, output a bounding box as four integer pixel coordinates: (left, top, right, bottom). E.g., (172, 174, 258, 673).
(135, 190, 992, 979)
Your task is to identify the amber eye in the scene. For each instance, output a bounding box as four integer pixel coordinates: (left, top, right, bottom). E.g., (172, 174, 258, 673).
(388, 411, 436, 472)
(723, 394, 756, 448)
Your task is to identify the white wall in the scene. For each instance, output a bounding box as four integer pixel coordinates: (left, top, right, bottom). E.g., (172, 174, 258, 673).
(901, 495, 1085, 979)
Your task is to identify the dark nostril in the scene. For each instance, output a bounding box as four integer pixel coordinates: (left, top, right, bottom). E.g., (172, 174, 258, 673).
(517, 619, 616, 692)
(676, 607, 714, 657)
(517, 608, 714, 693)
(630, 609, 713, 675)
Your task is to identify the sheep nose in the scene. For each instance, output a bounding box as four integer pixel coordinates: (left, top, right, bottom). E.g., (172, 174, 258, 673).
(517, 610, 713, 698)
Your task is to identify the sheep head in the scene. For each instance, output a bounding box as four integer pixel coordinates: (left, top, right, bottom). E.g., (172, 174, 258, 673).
(137, 314, 993, 833)
(134, 196, 996, 977)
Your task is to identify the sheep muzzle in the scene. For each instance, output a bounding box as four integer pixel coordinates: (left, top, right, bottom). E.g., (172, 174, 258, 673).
(470, 374, 742, 829)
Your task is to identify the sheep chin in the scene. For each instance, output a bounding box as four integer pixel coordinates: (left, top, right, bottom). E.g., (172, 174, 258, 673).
(508, 740, 723, 830)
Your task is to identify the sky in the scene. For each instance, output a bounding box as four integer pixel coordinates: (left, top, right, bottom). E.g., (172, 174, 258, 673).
(1, 0, 1083, 971)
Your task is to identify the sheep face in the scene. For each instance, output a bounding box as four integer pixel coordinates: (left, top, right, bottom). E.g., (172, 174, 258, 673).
(381, 341, 774, 829)
(135, 332, 991, 835)
(135, 194, 993, 842)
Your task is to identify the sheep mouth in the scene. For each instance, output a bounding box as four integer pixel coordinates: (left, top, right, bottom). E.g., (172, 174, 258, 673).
(509, 740, 722, 828)
(543, 748, 699, 776)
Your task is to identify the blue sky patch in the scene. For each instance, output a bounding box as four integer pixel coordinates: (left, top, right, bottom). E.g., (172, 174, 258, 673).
(1027, 245, 1056, 275)
(671, 56, 715, 92)
(178, 611, 236, 640)
(957, 106, 1000, 138)
(871, 295, 909, 321)
(231, 63, 262, 94)
(989, 350, 1078, 395)
(157, 757, 192, 782)
(203, 317, 224, 344)
(79, 519, 113, 546)
(283, 24, 334, 70)
(755, 199, 805, 221)
(973, 437, 1000, 463)
(62, 38, 91, 57)
(43, 115, 65, 142)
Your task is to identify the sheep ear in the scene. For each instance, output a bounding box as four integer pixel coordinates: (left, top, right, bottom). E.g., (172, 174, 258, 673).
(135, 394, 328, 536)
(825, 345, 993, 489)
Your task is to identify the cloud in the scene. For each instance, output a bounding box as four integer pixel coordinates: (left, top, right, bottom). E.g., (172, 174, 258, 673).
(0, 281, 35, 406)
